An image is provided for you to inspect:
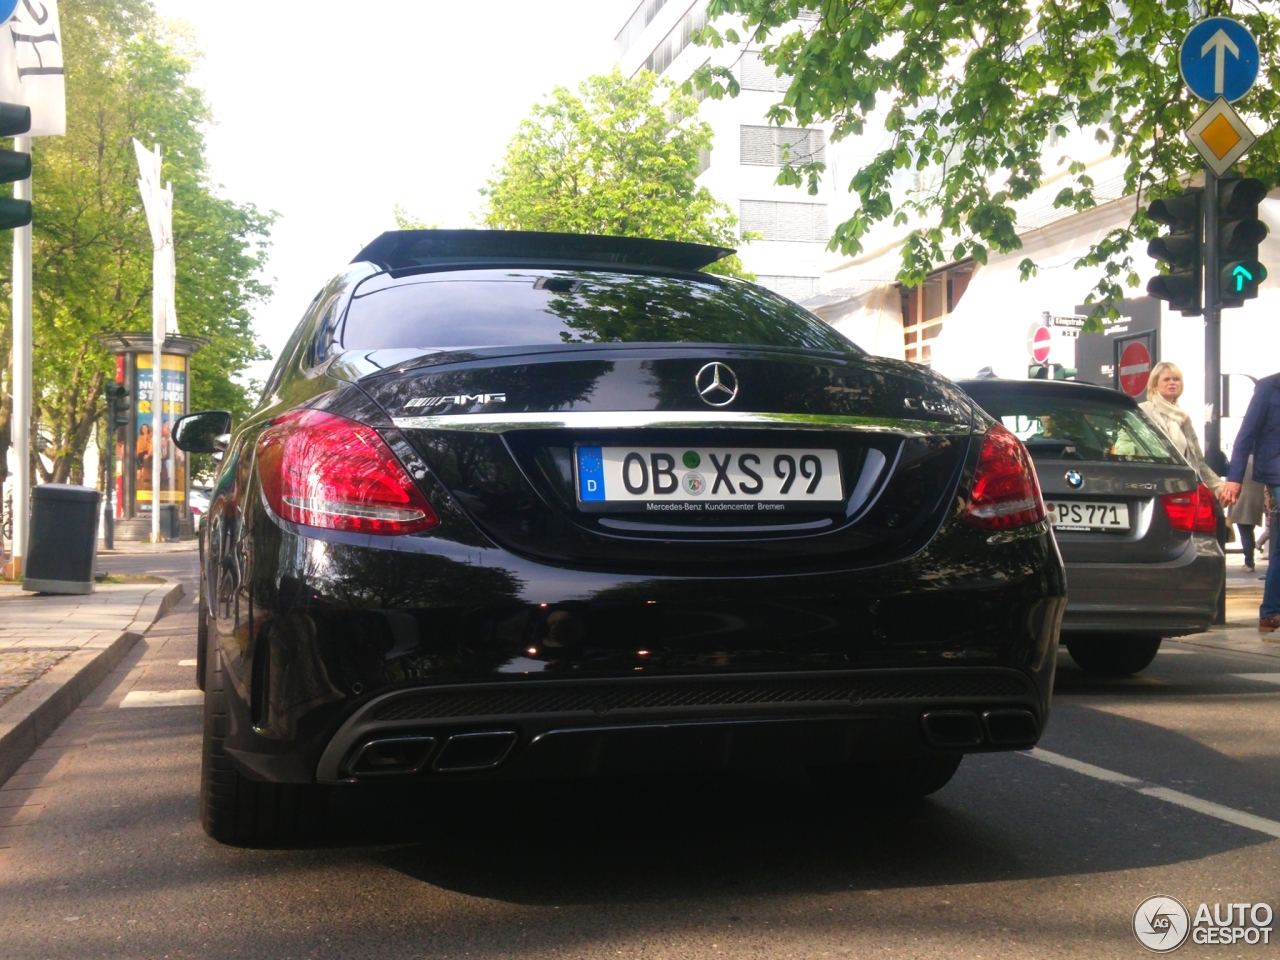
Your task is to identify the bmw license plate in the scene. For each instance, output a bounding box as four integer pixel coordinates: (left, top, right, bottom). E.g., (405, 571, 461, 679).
(1048, 500, 1130, 531)
(575, 446, 843, 512)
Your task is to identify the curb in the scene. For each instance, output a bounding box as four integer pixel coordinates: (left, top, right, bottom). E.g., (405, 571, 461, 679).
(0, 581, 184, 787)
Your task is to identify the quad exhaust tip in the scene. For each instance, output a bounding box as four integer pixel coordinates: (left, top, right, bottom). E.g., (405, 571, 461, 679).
(347, 730, 519, 778)
(921, 709, 1038, 748)
(432, 731, 518, 772)
(982, 709, 1039, 746)
(348, 735, 438, 777)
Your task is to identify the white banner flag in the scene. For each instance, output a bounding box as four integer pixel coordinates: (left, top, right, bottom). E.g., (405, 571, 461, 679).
(0, 1, 65, 137)
(134, 139, 177, 334)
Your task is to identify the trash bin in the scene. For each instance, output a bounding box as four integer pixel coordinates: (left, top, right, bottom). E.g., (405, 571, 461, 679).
(23, 484, 101, 595)
(159, 503, 180, 542)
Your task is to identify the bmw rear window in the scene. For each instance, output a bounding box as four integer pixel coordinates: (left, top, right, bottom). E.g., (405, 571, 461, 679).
(339, 269, 858, 353)
(966, 392, 1181, 463)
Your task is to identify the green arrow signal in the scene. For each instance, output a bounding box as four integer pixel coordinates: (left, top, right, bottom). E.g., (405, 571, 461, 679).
(1233, 264, 1254, 292)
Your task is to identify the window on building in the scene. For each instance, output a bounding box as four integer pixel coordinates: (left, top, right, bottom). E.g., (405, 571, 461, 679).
(754, 275, 821, 301)
(697, 146, 711, 176)
(616, 0, 673, 60)
(644, 2, 707, 76)
(740, 125, 826, 166)
(739, 51, 789, 92)
(740, 200, 829, 242)
(898, 261, 975, 365)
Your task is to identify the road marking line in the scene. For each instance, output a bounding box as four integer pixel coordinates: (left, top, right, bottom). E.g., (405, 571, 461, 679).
(1027, 748, 1280, 840)
(1028, 748, 1141, 785)
(1233, 673, 1280, 684)
(177, 659, 197, 667)
(1136, 787, 1280, 839)
(120, 690, 203, 708)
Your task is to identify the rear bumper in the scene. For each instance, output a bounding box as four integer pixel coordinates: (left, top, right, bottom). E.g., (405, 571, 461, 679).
(1061, 534, 1224, 636)
(311, 668, 1045, 783)
(212, 515, 1065, 785)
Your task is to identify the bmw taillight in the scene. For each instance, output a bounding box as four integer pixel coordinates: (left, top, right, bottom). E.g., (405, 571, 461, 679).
(1160, 483, 1218, 534)
(256, 409, 439, 536)
(963, 425, 1046, 530)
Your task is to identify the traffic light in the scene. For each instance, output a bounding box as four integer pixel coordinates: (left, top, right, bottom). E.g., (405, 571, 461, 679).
(1216, 177, 1268, 308)
(1145, 188, 1203, 316)
(1028, 363, 1076, 380)
(0, 102, 31, 230)
(106, 382, 131, 429)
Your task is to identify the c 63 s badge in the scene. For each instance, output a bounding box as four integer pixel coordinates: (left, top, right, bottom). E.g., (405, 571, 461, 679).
(903, 397, 963, 417)
(404, 393, 506, 409)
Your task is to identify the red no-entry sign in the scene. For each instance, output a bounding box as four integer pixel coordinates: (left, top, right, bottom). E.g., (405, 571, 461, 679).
(1119, 341, 1153, 397)
(1031, 326, 1052, 363)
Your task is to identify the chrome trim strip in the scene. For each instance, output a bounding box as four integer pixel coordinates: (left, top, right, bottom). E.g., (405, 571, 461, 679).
(391, 411, 969, 435)
(597, 516, 835, 534)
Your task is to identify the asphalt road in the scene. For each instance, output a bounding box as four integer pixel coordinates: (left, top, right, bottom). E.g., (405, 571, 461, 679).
(1, 551, 1278, 958)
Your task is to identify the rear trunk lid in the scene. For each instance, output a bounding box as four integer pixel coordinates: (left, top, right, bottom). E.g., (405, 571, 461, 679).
(351, 346, 975, 572)
(1032, 456, 1200, 563)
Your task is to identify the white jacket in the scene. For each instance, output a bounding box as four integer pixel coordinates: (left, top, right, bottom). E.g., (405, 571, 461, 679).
(1140, 395, 1224, 493)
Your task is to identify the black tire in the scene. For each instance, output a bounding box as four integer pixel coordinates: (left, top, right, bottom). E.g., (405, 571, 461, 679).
(199, 640, 329, 845)
(1065, 635, 1162, 677)
(195, 576, 209, 692)
(809, 753, 963, 803)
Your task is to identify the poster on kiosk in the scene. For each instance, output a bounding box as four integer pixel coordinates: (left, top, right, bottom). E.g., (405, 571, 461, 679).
(133, 353, 187, 510)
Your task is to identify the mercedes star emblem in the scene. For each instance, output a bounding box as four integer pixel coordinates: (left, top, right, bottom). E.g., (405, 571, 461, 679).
(1065, 470, 1083, 489)
(695, 362, 739, 407)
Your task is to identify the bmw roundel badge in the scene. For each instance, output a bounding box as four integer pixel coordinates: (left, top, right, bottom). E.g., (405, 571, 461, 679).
(1065, 470, 1083, 489)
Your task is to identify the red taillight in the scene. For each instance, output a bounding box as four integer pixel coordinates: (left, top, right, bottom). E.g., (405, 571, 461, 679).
(256, 409, 439, 536)
(964, 425, 1046, 530)
(1160, 483, 1218, 534)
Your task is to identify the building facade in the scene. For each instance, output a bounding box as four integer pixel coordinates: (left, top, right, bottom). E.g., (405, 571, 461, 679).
(614, 2, 1280, 459)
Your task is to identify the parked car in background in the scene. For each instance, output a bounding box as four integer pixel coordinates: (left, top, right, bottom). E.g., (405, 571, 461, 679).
(174, 230, 1066, 845)
(189, 487, 211, 517)
(959, 378, 1224, 677)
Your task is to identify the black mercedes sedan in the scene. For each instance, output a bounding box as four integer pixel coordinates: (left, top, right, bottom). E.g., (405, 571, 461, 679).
(175, 230, 1065, 844)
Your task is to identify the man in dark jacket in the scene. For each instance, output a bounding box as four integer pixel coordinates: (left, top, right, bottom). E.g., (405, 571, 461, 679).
(1221, 372, 1280, 633)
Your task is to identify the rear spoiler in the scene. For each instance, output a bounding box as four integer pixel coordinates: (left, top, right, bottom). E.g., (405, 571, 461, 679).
(352, 229, 735, 273)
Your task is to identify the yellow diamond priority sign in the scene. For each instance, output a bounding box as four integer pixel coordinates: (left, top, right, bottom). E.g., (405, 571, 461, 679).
(1187, 97, 1257, 175)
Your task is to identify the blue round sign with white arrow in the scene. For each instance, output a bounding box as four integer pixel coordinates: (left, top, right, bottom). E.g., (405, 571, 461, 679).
(1180, 17, 1260, 103)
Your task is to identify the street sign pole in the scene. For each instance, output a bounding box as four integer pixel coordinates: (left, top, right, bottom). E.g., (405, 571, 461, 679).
(9, 133, 30, 577)
(1203, 165, 1224, 473)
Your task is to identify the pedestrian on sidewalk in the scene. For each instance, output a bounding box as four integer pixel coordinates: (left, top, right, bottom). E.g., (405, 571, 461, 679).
(1220, 371, 1280, 634)
(1259, 486, 1276, 560)
(1228, 456, 1265, 571)
(1141, 362, 1225, 495)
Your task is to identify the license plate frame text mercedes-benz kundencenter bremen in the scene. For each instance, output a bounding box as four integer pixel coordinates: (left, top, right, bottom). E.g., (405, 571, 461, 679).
(575, 446, 844, 513)
(1047, 500, 1131, 531)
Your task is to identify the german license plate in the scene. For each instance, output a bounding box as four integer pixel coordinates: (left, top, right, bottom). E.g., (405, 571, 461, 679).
(575, 446, 843, 511)
(1048, 500, 1130, 531)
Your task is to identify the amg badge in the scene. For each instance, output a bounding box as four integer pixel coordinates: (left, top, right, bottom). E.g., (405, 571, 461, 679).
(404, 393, 507, 408)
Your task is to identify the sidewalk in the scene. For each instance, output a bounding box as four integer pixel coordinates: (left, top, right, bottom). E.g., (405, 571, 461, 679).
(0, 555, 188, 786)
(1171, 552, 1280, 660)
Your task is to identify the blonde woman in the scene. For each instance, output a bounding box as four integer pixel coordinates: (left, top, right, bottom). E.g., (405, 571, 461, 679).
(1140, 362, 1224, 495)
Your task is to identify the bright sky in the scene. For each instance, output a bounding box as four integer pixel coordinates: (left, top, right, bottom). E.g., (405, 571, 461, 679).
(148, 0, 628, 383)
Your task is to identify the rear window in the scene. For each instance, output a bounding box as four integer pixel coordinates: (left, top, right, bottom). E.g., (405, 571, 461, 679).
(967, 391, 1181, 464)
(339, 269, 857, 353)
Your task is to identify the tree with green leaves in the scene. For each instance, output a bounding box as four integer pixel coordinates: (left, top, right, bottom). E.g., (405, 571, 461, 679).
(692, 1, 1280, 324)
(0, 0, 272, 498)
(481, 68, 753, 278)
